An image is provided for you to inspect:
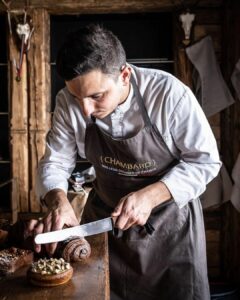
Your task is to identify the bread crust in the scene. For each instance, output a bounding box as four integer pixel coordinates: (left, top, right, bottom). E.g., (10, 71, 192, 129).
(27, 266, 73, 286)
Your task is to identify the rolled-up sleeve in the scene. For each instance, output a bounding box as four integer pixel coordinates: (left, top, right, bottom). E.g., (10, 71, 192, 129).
(160, 87, 222, 208)
(36, 92, 77, 199)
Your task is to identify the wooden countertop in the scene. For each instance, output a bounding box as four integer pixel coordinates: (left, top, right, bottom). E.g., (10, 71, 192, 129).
(0, 233, 110, 300)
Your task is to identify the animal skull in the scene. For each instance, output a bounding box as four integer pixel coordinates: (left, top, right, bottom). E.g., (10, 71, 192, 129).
(179, 12, 195, 40)
(16, 23, 31, 43)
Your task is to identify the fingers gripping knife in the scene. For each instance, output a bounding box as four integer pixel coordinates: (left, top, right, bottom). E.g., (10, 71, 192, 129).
(35, 217, 155, 244)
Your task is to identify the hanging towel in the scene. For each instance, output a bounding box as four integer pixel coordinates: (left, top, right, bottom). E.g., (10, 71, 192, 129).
(231, 58, 240, 100)
(231, 153, 240, 212)
(186, 36, 235, 117)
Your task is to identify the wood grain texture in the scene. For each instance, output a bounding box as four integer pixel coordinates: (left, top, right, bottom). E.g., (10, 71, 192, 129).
(221, 0, 240, 285)
(0, 233, 110, 300)
(0, 0, 224, 13)
(10, 133, 29, 212)
(28, 131, 49, 212)
(9, 34, 29, 213)
(27, 9, 51, 212)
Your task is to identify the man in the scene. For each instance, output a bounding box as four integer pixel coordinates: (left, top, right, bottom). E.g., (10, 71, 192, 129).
(34, 24, 221, 299)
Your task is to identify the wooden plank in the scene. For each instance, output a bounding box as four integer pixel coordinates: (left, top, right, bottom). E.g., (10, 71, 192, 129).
(176, 47, 193, 89)
(207, 242, 220, 267)
(221, 0, 240, 285)
(172, 12, 194, 89)
(0, 0, 225, 13)
(208, 113, 220, 126)
(206, 231, 221, 278)
(11, 177, 19, 223)
(206, 229, 220, 243)
(9, 31, 29, 213)
(28, 9, 51, 132)
(9, 49, 28, 131)
(28, 131, 49, 212)
(211, 126, 220, 141)
(0, 233, 110, 300)
(203, 209, 222, 230)
(194, 8, 222, 25)
(10, 133, 29, 212)
(27, 9, 51, 212)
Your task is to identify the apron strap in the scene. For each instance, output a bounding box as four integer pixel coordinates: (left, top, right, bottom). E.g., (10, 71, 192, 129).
(130, 76, 152, 127)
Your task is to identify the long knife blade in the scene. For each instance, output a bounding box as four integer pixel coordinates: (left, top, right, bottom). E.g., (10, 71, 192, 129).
(34, 217, 113, 244)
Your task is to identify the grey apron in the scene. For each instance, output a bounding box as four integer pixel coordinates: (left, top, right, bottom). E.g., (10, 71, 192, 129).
(82, 77, 210, 300)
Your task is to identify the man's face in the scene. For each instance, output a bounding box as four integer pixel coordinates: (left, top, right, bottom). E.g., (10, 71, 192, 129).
(65, 67, 131, 119)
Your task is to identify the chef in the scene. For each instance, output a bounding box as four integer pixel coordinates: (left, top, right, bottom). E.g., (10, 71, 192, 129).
(33, 24, 221, 300)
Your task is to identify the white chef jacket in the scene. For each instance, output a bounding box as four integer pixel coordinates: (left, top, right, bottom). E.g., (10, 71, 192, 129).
(36, 64, 221, 209)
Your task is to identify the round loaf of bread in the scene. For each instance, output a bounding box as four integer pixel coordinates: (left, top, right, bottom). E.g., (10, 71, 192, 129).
(27, 258, 73, 287)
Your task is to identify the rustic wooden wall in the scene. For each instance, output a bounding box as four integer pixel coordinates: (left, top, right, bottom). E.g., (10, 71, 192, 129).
(1, 0, 239, 285)
(1, 0, 225, 213)
(9, 31, 29, 213)
(221, 0, 240, 285)
(0, 0, 224, 13)
(173, 4, 224, 280)
(27, 9, 50, 213)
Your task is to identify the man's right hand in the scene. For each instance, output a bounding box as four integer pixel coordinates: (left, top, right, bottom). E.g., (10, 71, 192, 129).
(27, 189, 79, 255)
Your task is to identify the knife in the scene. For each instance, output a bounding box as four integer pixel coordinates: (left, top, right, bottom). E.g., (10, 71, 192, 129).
(35, 217, 155, 244)
(34, 217, 114, 244)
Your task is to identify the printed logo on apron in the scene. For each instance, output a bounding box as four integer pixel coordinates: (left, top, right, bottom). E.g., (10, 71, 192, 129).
(100, 155, 157, 176)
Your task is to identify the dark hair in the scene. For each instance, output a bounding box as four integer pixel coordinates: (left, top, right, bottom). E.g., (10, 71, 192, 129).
(56, 24, 126, 81)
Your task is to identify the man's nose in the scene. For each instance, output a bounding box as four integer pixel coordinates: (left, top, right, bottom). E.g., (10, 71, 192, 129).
(81, 98, 95, 117)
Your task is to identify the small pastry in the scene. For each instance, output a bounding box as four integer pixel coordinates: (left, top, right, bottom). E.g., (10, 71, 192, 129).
(56, 237, 91, 262)
(27, 257, 73, 287)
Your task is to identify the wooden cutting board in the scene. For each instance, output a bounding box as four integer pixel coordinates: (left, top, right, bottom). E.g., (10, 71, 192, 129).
(0, 233, 110, 300)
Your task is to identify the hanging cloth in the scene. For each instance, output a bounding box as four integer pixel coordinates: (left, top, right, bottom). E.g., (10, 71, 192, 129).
(186, 36, 235, 117)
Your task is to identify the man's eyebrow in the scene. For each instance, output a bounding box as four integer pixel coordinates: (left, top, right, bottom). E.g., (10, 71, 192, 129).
(89, 92, 104, 97)
(66, 87, 105, 99)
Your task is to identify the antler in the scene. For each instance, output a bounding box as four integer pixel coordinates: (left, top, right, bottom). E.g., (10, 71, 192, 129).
(1, 0, 11, 10)
(2, 0, 12, 34)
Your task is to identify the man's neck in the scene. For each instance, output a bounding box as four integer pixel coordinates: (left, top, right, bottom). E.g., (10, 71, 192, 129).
(119, 81, 131, 105)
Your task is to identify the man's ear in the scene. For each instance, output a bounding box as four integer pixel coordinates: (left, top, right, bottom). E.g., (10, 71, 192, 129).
(120, 66, 131, 85)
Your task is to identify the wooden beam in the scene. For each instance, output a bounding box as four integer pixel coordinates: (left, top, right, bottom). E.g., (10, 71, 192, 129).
(27, 9, 51, 212)
(0, 0, 224, 14)
(9, 32, 29, 213)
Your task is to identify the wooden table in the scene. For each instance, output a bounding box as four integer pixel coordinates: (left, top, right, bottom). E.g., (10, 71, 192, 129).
(0, 233, 110, 300)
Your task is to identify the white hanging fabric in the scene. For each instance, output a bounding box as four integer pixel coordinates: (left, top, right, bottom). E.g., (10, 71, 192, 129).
(186, 36, 235, 117)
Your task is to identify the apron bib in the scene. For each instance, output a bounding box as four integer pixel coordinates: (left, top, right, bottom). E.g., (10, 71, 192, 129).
(82, 77, 210, 300)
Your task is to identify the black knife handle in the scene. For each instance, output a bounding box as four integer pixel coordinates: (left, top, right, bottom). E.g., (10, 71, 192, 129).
(111, 219, 155, 238)
(144, 221, 155, 235)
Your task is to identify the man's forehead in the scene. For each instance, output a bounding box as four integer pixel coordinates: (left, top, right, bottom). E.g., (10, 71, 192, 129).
(65, 70, 116, 98)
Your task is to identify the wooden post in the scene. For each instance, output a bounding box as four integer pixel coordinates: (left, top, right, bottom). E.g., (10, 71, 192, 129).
(9, 27, 29, 213)
(27, 9, 51, 212)
(11, 177, 19, 223)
